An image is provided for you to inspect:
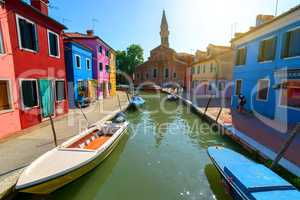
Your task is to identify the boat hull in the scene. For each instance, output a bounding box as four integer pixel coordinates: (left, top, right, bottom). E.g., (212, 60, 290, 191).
(19, 128, 127, 194)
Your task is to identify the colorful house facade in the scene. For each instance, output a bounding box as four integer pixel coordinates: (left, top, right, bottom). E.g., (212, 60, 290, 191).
(231, 6, 300, 125)
(0, 0, 68, 139)
(191, 44, 233, 98)
(64, 31, 114, 100)
(64, 40, 94, 108)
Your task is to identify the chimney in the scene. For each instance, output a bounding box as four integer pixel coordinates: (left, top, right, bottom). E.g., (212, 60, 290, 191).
(86, 30, 94, 36)
(256, 15, 274, 26)
(31, 0, 49, 15)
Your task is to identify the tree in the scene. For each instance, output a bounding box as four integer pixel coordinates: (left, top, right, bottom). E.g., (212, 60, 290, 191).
(116, 44, 144, 84)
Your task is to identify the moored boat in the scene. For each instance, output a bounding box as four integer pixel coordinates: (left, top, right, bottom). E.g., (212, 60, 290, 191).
(207, 146, 300, 200)
(130, 95, 145, 107)
(16, 121, 129, 194)
(167, 94, 178, 101)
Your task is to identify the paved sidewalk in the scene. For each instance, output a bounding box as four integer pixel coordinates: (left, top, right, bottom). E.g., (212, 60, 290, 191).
(0, 91, 130, 198)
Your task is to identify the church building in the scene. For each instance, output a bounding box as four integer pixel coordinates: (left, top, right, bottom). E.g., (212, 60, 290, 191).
(134, 10, 193, 89)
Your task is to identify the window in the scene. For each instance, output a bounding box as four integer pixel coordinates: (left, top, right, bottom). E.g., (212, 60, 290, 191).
(98, 46, 102, 54)
(235, 47, 247, 66)
(106, 65, 109, 72)
(75, 55, 81, 68)
(210, 63, 214, 72)
(258, 37, 276, 62)
(21, 80, 38, 109)
(0, 80, 12, 111)
(48, 30, 59, 57)
(191, 67, 194, 75)
(282, 27, 300, 58)
(78, 80, 88, 97)
(219, 81, 225, 91)
(257, 79, 269, 101)
(86, 59, 91, 70)
(16, 15, 38, 52)
(0, 29, 4, 54)
(197, 66, 201, 74)
(55, 80, 65, 101)
(235, 80, 242, 95)
(136, 73, 140, 79)
(164, 68, 169, 79)
(99, 63, 103, 71)
(173, 72, 177, 78)
(203, 65, 206, 73)
(280, 80, 300, 109)
(153, 69, 157, 78)
(106, 49, 110, 57)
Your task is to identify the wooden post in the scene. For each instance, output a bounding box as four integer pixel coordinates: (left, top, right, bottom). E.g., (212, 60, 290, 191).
(78, 103, 90, 127)
(216, 107, 223, 122)
(271, 123, 300, 169)
(204, 95, 212, 114)
(49, 115, 58, 147)
(117, 94, 122, 111)
(126, 90, 130, 102)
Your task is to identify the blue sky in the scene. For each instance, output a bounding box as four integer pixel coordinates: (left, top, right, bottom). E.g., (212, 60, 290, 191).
(46, 0, 300, 58)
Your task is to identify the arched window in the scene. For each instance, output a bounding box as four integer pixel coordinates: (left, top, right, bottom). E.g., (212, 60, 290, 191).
(164, 68, 169, 79)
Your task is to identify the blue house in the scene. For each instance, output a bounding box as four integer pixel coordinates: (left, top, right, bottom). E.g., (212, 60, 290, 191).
(64, 40, 94, 108)
(231, 5, 300, 125)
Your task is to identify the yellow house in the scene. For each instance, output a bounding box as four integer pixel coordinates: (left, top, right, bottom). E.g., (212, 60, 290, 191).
(109, 50, 117, 96)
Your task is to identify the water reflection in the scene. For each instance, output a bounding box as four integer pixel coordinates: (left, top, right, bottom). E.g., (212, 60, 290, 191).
(14, 93, 244, 200)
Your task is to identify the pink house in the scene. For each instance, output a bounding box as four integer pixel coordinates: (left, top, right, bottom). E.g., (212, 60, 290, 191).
(64, 31, 112, 99)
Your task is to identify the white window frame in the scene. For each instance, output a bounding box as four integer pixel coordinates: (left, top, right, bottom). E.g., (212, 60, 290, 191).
(16, 14, 38, 53)
(0, 79, 14, 114)
(86, 58, 91, 70)
(256, 79, 270, 102)
(235, 46, 247, 67)
(258, 35, 277, 63)
(47, 29, 60, 58)
(75, 54, 81, 69)
(19, 79, 39, 110)
(55, 79, 66, 102)
(278, 79, 300, 111)
(235, 79, 243, 96)
(0, 27, 5, 55)
(282, 26, 300, 60)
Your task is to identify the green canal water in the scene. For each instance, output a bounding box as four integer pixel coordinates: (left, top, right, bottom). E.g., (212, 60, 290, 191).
(17, 93, 246, 200)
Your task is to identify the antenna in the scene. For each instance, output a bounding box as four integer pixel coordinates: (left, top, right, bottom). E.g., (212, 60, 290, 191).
(92, 18, 99, 30)
(49, 4, 59, 10)
(62, 18, 71, 25)
(275, 0, 279, 16)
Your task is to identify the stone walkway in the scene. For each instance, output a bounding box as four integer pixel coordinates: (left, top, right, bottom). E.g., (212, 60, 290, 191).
(0, 91, 130, 198)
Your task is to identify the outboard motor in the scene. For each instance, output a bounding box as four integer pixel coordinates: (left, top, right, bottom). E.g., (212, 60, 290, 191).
(113, 112, 127, 123)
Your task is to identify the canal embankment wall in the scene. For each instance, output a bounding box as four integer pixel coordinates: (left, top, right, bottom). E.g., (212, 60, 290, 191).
(162, 89, 300, 178)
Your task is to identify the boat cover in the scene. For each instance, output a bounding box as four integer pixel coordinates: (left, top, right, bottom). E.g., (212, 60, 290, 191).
(208, 147, 300, 200)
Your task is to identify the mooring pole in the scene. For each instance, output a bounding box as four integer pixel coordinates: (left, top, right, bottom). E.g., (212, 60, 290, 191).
(271, 123, 300, 169)
(216, 107, 223, 122)
(204, 95, 212, 114)
(49, 115, 58, 147)
(117, 94, 122, 111)
(78, 103, 90, 128)
(126, 90, 130, 102)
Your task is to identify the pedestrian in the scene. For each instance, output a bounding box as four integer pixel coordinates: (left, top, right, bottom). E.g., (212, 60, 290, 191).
(238, 94, 246, 113)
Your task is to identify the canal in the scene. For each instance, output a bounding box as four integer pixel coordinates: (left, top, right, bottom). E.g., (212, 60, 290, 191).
(17, 93, 245, 200)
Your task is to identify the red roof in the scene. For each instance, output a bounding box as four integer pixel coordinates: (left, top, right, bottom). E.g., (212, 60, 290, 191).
(64, 32, 116, 52)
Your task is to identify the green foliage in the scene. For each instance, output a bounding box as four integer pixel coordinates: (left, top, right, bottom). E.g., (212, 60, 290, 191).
(116, 44, 144, 77)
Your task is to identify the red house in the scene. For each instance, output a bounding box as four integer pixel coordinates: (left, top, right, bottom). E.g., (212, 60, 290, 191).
(0, 0, 68, 139)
